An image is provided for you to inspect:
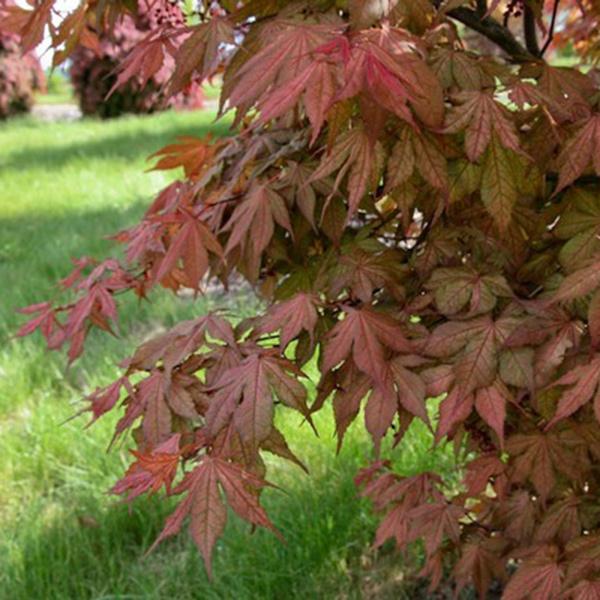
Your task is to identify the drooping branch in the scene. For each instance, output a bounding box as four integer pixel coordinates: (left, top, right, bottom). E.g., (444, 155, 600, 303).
(444, 5, 537, 62)
(523, 4, 541, 57)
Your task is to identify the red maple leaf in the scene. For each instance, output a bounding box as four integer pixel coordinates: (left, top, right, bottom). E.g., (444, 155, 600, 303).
(154, 210, 223, 291)
(502, 546, 562, 600)
(254, 293, 319, 349)
(322, 306, 412, 386)
(112, 434, 182, 501)
(554, 114, 600, 195)
(149, 456, 278, 577)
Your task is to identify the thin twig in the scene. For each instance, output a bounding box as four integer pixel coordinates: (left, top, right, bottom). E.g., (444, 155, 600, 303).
(540, 0, 560, 56)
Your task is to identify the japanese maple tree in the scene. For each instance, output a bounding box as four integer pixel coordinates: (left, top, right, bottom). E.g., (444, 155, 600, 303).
(5, 0, 600, 596)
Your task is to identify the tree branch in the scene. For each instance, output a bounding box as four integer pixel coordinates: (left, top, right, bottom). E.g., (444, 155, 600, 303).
(523, 4, 541, 57)
(445, 6, 537, 63)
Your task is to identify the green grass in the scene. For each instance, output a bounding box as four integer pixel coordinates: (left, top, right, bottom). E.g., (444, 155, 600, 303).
(0, 111, 455, 599)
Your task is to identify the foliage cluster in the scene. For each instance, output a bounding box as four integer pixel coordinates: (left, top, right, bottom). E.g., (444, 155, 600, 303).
(0, 30, 44, 118)
(70, 0, 204, 118)
(3, 0, 600, 597)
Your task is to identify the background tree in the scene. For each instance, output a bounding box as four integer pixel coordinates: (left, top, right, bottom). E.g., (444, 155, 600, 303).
(3, 0, 600, 597)
(70, 0, 205, 118)
(0, 29, 44, 118)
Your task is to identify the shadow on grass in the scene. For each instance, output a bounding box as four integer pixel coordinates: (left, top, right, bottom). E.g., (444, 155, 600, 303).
(2, 113, 231, 172)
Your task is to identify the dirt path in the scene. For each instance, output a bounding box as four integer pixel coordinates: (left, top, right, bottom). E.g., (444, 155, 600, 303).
(31, 99, 219, 123)
(31, 103, 82, 122)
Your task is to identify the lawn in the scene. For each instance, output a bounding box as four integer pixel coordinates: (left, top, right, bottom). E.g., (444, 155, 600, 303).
(0, 108, 455, 599)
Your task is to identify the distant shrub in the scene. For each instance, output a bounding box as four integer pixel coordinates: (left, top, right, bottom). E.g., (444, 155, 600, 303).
(0, 32, 45, 119)
(70, 1, 203, 118)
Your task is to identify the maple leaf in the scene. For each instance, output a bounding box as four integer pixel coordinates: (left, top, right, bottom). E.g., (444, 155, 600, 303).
(436, 387, 474, 441)
(254, 293, 319, 349)
(112, 434, 182, 501)
(226, 22, 334, 112)
(310, 125, 384, 218)
(534, 494, 581, 546)
(426, 267, 512, 317)
(453, 534, 506, 600)
(0, 0, 53, 52)
(364, 380, 398, 454)
(16, 301, 61, 345)
(115, 370, 204, 446)
(206, 353, 312, 453)
(261, 427, 308, 473)
(358, 469, 443, 549)
(322, 306, 412, 385)
(496, 490, 537, 544)
(555, 188, 600, 271)
(538, 65, 596, 121)
(553, 258, 600, 303)
(427, 316, 501, 397)
(223, 184, 292, 272)
(589, 290, 600, 350)
(328, 248, 406, 303)
(463, 454, 506, 497)
(168, 18, 234, 94)
(480, 135, 522, 232)
(501, 547, 562, 600)
(277, 161, 323, 228)
(536, 329, 583, 387)
(149, 135, 217, 180)
(325, 28, 445, 129)
(388, 357, 429, 421)
(134, 371, 171, 445)
(564, 534, 600, 589)
(333, 367, 372, 451)
(387, 126, 448, 191)
(108, 32, 172, 96)
(408, 501, 464, 557)
(364, 357, 428, 452)
(431, 47, 492, 91)
(150, 456, 277, 577)
(254, 59, 336, 141)
(128, 314, 236, 374)
(154, 211, 223, 291)
(85, 376, 131, 423)
(50, 3, 100, 66)
(474, 381, 509, 446)
(545, 357, 600, 428)
(506, 430, 583, 500)
(566, 580, 600, 600)
(554, 115, 600, 195)
(444, 91, 521, 162)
